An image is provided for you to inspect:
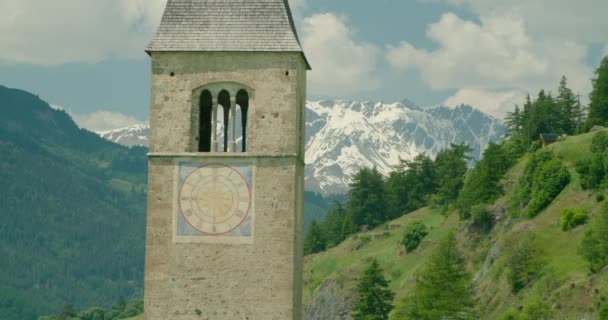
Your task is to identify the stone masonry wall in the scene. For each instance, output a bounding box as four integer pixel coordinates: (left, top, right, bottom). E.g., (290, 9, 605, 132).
(144, 52, 306, 320)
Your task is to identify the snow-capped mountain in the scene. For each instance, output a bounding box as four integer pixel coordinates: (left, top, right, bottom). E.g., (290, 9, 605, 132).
(98, 100, 504, 195)
(98, 124, 149, 147)
(305, 100, 503, 195)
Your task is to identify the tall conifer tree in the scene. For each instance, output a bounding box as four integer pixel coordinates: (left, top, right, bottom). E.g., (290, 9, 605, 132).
(433, 144, 472, 207)
(588, 56, 608, 127)
(304, 220, 326, 255)
(505, 105, 523, 137)
(398, 232, 476, 320)
(353, 258, 395, 320)
(573, 94, 586, 135)
(347, 167, 386, 231)
(556, 75, 577, 134)
(322, 201, 347, 248)
(523, 94, 533, 145)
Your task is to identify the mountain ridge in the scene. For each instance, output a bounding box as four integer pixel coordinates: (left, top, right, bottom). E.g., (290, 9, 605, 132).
(0, 85, 147, 319)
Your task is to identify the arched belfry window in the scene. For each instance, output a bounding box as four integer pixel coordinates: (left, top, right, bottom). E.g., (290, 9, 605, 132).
(198, 90, 212, 152)
(218, 90, 231, 152)
(236, 90, 249, 152)
(193, 84, 251, 153)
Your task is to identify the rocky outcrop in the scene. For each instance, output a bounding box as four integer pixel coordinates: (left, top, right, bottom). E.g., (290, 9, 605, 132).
(305, 278, 354, 320)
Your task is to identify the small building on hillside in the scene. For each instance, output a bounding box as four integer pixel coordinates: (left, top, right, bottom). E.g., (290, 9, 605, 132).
(540, 133, 559, 147)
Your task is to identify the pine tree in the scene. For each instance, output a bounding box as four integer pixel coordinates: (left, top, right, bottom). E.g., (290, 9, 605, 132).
(543, 91, 561, 133)
(505, 104, 523, 137)
(587, 56, 608, 127)
(433, 144, 472, 207)
(523, 90, 561, 142)
(523, 93, 532, 116)
(347, 167, 387, 231)
(573, 94, 586, 135)
(303, 220, 326, 255)
(457, 142, 512, 218)
(556, 75, 577, 134)
(398, 232, 476, 320)
(352, 258, 395, 320)
(523, 94, 533, 146)
(385, 170, 409, 219)
(322, 201, 347, 247)
(403, 154, 436, 198)
(390, 153, 436, 212)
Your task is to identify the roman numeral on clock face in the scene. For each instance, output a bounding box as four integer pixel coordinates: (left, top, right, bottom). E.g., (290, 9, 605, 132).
(184, 209, 193, 217)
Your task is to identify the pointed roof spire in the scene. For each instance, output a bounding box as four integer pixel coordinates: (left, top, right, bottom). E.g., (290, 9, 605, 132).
(147, 0, 310, 69)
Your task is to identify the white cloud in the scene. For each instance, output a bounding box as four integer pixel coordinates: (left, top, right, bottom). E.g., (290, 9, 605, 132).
(447, 0, 608, 45)
(443, 89, 525, 119)
(302, 13, 380, 97)
(0, 0, 306, 65)
(0, 0, 166, 65)
(387, 13, 592, 100)
(71, 111, 145, 132)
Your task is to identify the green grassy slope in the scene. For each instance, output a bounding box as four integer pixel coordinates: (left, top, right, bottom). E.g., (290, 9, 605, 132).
(304, 130, 608, 319)
(304, 207, 456, 304)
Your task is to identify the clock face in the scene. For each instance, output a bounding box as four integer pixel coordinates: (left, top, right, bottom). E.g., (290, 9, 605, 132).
(178, 164, 252, 236)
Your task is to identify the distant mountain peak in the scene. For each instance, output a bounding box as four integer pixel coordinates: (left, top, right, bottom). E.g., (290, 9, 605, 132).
(98, 124, 149, 147)
(304, 99, 504, 195)
(98, 123, 148, 135)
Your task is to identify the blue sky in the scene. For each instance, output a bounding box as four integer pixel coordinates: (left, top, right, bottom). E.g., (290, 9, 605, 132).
(1, 0, 607, 131)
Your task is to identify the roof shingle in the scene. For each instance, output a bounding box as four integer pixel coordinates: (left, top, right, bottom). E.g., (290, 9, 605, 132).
(147, 0, 309, 68)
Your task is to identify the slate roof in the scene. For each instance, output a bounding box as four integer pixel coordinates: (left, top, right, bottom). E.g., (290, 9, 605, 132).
(147, 0, 310, 68)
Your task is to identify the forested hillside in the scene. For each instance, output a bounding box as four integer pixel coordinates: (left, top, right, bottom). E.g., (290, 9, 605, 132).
(0, 85, 148, 319)
(303, 57, 608, 320)
(304, 129, 608, 320)
(0, 85, 336, 319)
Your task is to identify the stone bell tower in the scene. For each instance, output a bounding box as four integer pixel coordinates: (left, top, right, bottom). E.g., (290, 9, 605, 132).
(143, 0, 309, 319)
